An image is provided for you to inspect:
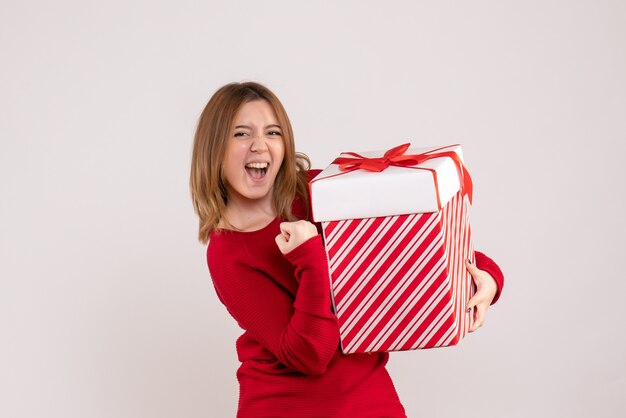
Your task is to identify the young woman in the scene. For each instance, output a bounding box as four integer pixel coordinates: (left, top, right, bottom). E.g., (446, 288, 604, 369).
(190, 82, 504, 417)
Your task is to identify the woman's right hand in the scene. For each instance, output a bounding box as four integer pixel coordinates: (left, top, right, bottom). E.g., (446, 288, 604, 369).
(275, 220, 319, 254)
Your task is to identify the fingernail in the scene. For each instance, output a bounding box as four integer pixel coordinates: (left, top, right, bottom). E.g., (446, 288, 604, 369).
(467, 258, 472, 264)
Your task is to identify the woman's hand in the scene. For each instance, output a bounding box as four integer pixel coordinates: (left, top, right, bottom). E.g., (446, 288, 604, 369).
(275, 220, 319, 254)
(466, 259, 498, 332)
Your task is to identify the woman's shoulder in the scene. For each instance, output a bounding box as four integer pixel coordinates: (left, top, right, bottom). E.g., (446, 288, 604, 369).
(206, 230, 251, 281)
(206, 230, 232, 265)
(307, 168, 323, 181)
(291, 169, 323, 221)
(207, 229, 244, 266)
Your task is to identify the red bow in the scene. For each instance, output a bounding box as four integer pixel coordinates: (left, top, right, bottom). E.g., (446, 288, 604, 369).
(332, 143, 473, 207)
(333, 143, 421, 172)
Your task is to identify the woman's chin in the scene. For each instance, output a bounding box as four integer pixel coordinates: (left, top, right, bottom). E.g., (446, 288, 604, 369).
(237, 183, 274, 202)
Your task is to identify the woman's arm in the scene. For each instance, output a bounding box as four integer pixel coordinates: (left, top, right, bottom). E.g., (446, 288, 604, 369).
(209, 235, 339, 375)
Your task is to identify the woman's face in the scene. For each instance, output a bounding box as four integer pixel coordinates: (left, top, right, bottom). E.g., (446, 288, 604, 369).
(221, 100, 285, 208)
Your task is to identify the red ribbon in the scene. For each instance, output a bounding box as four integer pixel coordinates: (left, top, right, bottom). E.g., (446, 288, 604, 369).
(330, 143, 473, 209)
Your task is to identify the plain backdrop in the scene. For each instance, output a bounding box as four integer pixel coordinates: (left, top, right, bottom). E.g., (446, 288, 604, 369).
(1, 1, 625, 417)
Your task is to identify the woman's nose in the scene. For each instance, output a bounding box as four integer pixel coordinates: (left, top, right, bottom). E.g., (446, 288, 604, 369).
(250, 135, 268, 152)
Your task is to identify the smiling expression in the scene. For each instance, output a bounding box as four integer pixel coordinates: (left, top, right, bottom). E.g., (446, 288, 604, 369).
(221, 100, 285, 208)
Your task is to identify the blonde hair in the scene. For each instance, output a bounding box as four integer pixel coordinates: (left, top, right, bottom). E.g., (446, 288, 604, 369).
(190, 82, 311, 244)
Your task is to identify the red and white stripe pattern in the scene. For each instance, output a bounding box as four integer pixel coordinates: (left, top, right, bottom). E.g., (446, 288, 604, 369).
(322, 191, 475, 354)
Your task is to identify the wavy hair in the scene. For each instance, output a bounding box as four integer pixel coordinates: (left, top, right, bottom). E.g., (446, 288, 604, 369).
(190, 82, 311, 244)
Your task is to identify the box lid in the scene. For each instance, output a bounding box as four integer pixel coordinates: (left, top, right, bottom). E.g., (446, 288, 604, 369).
(310, 144, 467, 222)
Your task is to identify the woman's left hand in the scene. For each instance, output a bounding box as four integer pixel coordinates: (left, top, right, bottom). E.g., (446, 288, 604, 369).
(466, 259, 498, 332)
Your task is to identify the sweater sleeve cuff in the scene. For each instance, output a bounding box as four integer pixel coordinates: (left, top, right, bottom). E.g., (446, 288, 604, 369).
(283, 235, 326, 265)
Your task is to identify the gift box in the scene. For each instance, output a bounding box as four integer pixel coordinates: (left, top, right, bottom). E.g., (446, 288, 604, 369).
(309, 144, 476, 354)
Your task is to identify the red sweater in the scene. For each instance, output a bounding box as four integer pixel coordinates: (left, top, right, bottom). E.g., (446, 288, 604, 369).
(207, 175, 505, 418)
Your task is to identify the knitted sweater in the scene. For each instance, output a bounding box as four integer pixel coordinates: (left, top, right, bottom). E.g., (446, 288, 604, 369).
(206, 173, 504, 417)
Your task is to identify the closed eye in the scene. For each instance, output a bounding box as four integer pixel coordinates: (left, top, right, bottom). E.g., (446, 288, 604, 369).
(234, 131, 249, 137)
(267, 130, 282, 136)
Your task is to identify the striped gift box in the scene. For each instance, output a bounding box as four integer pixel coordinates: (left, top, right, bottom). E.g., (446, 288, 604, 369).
(310, 144, 475, 354)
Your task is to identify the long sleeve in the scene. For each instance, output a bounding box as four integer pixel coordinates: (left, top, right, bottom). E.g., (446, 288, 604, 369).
(475, 251, 504, 304)
(208, 234, 340, 375)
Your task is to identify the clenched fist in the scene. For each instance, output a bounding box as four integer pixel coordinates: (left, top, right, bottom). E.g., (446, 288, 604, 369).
(275, 220, 319, 254)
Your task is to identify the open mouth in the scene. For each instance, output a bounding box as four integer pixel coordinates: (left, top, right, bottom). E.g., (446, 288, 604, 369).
(245, 162, 269, 180)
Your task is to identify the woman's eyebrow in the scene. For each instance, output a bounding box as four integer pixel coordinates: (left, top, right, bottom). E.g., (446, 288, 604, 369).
(233, 124, 281, 129)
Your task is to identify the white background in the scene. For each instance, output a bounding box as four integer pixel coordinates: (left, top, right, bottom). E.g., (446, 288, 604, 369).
(1, 1, 625, 417)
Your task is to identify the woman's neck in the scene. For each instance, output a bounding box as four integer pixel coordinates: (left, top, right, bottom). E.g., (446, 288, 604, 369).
(220, 196, 277, 232)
